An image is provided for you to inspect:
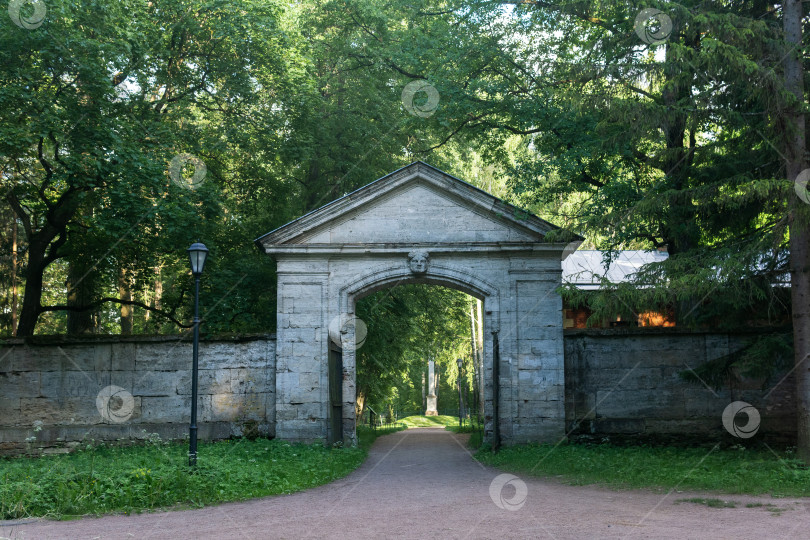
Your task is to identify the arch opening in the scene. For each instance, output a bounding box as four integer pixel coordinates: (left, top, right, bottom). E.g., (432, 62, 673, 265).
(330, 264, 501, 446)
(345, 283, 487, 444)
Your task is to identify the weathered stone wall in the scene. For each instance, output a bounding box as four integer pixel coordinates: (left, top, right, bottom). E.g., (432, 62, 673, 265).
(1, 328, 795, 454)
(0, 335, 275, 455)
(564, 328, 795, 441)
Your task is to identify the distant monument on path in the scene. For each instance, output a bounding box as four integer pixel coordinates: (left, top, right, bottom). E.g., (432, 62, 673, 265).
(426, 360, 438, 416)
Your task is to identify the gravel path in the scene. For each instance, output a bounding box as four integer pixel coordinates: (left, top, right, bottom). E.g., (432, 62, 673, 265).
(2, 428, 808, 539)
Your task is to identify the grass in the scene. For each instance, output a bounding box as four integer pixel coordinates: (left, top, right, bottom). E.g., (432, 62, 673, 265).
(397, 414, 484, 448)
(476, 442, 810, 497)
(356, 425, 405, 447)
(467, 430, 484, 449)
(676, 498, 790, 515)
(745, 502, 787, 514)
(676, 497, 738, 508)
(397, 415, 458, 428)
(444, 420, 481, 433)
(0, 427, 401, 520)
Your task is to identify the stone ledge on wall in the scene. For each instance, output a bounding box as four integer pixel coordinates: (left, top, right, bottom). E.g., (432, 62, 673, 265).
(0, 332, 277, 346)
(564, 325, 792, 337)
(0, 421, 244, 456)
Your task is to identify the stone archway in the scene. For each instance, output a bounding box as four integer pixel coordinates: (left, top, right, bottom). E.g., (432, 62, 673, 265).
(256, 162, 577, 445)
(339, 263, 499, 444)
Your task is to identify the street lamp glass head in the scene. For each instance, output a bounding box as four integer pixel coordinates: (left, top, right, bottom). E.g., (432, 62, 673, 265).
(187, 242, 209, 276)
(457, 358, 463, 369)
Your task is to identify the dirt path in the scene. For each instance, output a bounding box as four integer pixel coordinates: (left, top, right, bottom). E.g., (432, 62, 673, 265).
(2, 428, 808, 539)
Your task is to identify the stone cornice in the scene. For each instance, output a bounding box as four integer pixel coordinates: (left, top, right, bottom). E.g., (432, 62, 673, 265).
(262, 242, 573, 256)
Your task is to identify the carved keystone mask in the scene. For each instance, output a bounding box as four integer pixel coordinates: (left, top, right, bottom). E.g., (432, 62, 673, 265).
(408, 250, 429, 274)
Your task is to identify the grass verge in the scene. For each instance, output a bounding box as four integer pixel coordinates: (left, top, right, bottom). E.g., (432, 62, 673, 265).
(475, 442, 810, 497)
(444, 420, 485, 450)
(396, 415, 483, 447)
(444, 424, 477, 434)
(398, 415, 458, 428)
(1, 427, 402, 520)
(356, 425, 405, 448)
(444, 419, 483, 434)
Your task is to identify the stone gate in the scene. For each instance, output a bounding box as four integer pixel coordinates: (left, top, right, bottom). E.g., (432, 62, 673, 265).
(255, 162, 574, 445)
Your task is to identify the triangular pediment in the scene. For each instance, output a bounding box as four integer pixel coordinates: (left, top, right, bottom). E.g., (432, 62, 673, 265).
(256, 162, 565, 249)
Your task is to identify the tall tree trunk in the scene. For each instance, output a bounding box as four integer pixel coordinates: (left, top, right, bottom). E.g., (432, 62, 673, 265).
(356, 391, 366, 422)
(661, 24, 701, 325)
(304, 160, 322, 211)
(784, 0, 810, 463)
(9, 187, 81, 336)
(469, 304, 478, 364)
(477, 299, 484, 413)
(469, 304, 478, 416)
(147, 265, 163, 322)
(11, 218, 18, 336)
(16, 241, 46, 337)
(66, 258, 95, 334)
(118, 266, 133, 335)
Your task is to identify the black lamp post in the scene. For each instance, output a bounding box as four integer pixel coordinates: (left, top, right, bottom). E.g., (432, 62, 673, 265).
(187, 242, 208, 467)
(456, 358, 464, 428)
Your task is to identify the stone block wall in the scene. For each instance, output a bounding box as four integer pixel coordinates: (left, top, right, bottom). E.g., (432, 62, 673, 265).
(564, 328, 795, 441)
(0, 335, 275, 455)
(0, 328, 797, 455)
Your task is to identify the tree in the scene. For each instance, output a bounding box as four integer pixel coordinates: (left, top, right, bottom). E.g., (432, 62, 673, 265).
(782, 0, 810, 462)
(0, 0, 288, 335)
(480, 1, 808, 456)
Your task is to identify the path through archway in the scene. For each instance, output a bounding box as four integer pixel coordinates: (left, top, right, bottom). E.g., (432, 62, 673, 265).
(353, 283, 481, 436)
